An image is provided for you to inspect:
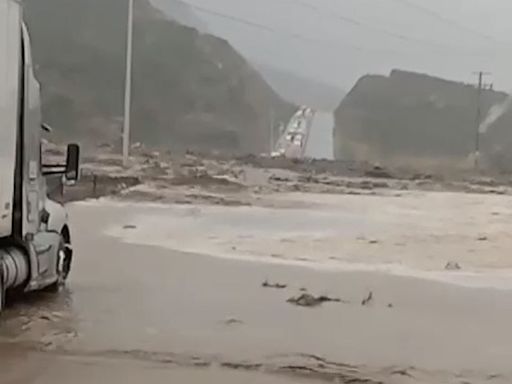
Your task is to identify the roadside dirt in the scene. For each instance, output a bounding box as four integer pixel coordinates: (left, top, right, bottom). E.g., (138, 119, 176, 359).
(55, 151, 512, 207)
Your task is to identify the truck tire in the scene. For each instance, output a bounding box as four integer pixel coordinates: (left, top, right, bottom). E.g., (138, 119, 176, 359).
(45, 238, 69, 293)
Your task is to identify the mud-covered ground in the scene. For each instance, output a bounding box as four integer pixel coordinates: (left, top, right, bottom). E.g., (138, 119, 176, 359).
(4, 153, 512, 383)
(58, 151, 512, 205)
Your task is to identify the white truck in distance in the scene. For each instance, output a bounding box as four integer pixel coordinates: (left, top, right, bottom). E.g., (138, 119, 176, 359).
(0, 0, 80, 313)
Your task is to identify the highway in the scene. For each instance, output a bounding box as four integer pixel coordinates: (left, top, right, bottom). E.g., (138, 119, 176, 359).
(272, 108, 334, 160)
(272, 106, 315, 159)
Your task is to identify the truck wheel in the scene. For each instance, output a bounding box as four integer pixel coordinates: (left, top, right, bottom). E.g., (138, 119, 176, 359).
(45, 238, 69, 293)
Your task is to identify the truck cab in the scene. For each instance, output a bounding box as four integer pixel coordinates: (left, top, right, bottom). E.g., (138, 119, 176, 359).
(0, 0, 80, 313)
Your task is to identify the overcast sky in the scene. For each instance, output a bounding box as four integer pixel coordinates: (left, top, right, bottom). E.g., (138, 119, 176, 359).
(165, 0, 512, 92)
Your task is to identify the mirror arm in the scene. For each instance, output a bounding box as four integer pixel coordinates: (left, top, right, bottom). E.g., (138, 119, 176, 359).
(42, 164, 67, 176)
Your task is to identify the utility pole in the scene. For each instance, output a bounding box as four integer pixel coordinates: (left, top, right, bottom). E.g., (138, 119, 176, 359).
(269, 108, 275, 155)
(122, 0, 134, 167)
(473, 71, 491, 170)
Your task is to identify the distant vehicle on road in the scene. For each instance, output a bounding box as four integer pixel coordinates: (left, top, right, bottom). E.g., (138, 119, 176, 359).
(272, 105, 316, 159)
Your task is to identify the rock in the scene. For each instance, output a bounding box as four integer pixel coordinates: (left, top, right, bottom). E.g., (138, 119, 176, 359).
(445, 261, 462, 271)
(365, 167, 392, 179)
(477, 235, 489, 241)
(368, 239, 379, 245)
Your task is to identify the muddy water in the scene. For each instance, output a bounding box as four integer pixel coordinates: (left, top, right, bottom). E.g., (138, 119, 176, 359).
(106, 191, 512, 282)
(3, 197, 512, 383)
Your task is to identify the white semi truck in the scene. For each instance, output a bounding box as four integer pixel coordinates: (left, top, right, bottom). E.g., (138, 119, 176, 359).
(0, 0, 80, 313)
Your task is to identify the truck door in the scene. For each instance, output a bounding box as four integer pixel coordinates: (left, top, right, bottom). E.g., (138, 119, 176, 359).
(21, 24, 58, 276)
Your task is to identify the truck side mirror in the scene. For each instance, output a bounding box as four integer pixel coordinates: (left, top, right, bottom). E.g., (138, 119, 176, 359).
(65, 144, 80, 182)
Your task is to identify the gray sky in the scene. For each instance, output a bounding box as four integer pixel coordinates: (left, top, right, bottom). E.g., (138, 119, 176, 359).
(170, 0, 512, 92)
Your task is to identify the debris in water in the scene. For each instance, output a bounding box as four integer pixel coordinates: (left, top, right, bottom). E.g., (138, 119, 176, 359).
(123, 224, 137, 230)
(287, 293, 341, 307)
(445, 261, 462, 271)
(224, 317, 244, 326)
(262, 280, 287, 289)
(361, 291, 374, 306)
(387, 303, 394, 308)
(477, 235, 489, 241)
(368, 239, 379, 245)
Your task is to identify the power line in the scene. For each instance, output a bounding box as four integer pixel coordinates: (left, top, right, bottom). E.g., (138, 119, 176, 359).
(388, 0, 501, 44)
(284, 0, 493, 54)
(183, 1, 491, 58)
(290, 0, 360, 27)
(185, 3, 365, 52)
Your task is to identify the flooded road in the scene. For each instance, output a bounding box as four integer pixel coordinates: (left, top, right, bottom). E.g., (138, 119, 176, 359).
(3, 195, 512, 383)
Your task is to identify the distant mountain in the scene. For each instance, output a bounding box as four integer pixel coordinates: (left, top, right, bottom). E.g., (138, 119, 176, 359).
(255, 64, 346, 112)
(149, 0, 208, 32)
(23, 0, 295, 154)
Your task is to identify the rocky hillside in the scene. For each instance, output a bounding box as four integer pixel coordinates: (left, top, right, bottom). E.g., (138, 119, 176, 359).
(23, 0, 294, 154)
(149, 0, 208, 32)
(334, 70, 512, 170)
